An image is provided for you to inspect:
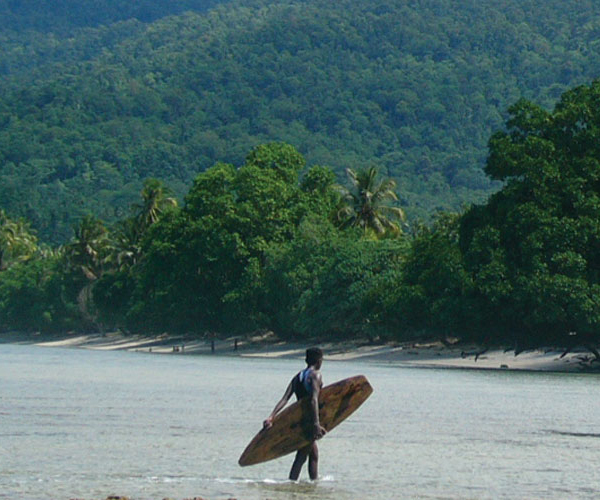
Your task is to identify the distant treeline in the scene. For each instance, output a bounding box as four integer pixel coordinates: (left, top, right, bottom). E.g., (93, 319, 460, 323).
(2, 0, 600, 241)
(2, 82, 600, 355)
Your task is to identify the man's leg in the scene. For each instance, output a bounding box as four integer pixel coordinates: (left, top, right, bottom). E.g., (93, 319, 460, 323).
(308, 442, 319, 480)
(289, 446, 309, 480)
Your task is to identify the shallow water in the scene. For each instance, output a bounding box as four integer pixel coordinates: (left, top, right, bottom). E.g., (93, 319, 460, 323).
(1, 343, 600, 499)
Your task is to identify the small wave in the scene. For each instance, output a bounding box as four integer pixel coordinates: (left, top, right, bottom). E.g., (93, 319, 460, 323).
(145, 475, 195, 483)
(545, 429, 600, 438)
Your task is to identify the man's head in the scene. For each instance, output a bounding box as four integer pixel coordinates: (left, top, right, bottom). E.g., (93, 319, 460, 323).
(305, 347, 323, 368)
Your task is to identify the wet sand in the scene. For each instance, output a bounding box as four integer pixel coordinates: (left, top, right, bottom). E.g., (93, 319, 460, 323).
(4, 331, 598, 373)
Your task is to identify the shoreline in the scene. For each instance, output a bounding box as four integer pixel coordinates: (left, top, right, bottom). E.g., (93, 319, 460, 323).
(2, 331, 600, 373)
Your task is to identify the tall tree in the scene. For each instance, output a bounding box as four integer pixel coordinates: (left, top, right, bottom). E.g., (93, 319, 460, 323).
(132, 178, 178, 233)
(127, 143, 338, 334)
(109, 180, 178, 271)
(64, 215, 111, 281)
(111, 217, 142, 270)
(336, 167, 405, 237)
(63, 214, 112, 328)
(459, 80, 600, 354)
(0, 210, 38, 271)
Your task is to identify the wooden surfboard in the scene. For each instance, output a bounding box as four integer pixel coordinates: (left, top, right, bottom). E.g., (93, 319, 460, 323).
(238, 374, 373, 466)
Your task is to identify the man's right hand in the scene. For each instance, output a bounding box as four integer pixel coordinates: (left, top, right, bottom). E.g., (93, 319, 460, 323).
(313, 424, 327, 440)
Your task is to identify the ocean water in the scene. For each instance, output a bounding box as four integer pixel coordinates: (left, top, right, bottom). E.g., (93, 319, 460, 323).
(1, 343, 600, 499)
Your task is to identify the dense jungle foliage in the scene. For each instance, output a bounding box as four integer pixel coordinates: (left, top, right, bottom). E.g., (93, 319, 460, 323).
(3, 80, 600, 356)
(2, 0, 600, 241)
(0, 0, 227, 34)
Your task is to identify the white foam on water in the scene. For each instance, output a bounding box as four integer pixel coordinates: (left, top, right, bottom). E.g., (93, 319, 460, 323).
(216, 475, 335, 485)
(145, 475, 197, 484)
(216, 477, 290, 485)
(215, 475, 335, 486)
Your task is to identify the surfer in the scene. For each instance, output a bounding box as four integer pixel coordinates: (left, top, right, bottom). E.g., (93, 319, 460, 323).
(263, 347, 327, 480)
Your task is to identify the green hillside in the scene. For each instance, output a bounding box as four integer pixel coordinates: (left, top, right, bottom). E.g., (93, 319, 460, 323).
(0, 0, 227, 34)
(1, 0, 600, 241)
(0, 0, 231, 82)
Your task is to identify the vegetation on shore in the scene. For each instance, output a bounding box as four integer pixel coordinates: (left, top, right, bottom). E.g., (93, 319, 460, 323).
(2, 81, 600, 358)
(3, 0, 600, 241)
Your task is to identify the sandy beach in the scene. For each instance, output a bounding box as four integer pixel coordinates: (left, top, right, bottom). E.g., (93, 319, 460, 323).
(3, 330, 598, 373)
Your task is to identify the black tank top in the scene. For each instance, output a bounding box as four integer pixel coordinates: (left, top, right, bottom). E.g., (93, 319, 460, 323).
(292, 368, 313, 400)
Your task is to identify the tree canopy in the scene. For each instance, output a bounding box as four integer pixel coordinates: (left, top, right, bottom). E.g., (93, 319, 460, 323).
(2, 3, 600, 355)
(2, 0, 600, 241)
(3, 78, 600, 357)
(459, 81, 600, 350)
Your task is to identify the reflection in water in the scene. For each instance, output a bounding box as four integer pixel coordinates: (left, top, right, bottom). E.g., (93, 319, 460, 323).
(1, 344, 600, 499)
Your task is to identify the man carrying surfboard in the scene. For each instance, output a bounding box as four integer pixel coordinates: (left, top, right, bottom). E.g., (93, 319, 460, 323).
(263, 347, 327, 480)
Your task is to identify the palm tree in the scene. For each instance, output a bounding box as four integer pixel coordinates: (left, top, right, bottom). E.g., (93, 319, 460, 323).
(132, 178, 177, 233)
(37, 243, 65, 261)
(64, 215, 113, 329)
(336, 167, 405, 236)
(0, 210, 38, 270)
(109, 180, 177, 271)
(111, 217, 143, 270)
(65, 215, 111, 281)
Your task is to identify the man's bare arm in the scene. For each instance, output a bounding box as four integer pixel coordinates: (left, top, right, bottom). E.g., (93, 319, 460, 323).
(263, 380, 293, 429)
(310, 372, 326, 440)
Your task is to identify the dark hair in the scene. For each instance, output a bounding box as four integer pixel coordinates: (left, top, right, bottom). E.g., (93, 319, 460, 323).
(305, 347, 323, 365)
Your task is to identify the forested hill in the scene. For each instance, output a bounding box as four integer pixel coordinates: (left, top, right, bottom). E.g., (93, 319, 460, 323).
(0, 0, 228, 34)
(2, 0, 600, 242)
(0, 0, 231, 77)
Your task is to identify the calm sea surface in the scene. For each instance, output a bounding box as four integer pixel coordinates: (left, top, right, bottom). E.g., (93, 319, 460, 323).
(1, 343, 600, 500)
